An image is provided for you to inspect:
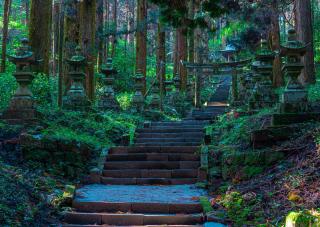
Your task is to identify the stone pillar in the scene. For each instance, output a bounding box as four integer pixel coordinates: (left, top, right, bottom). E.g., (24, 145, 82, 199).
(1, 38, 38, 124)
(63, 46, 91, 111)
(279, 29, 308, 113)
(164, 79, 174, 104)
(148, 80, 161, 111)
(249, 39, 276, 111)
(131, 71, 145, 112)
(98, 58, 120, 111)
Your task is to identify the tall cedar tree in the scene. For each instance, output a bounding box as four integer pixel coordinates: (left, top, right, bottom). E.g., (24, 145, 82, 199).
(1, 0, 11, 73)
(136, 0, 147, 94)
(295, 0, 316, 84)
(29, 0, 52, 75)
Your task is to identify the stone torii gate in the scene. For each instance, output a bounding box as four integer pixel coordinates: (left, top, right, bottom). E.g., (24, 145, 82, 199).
(182, 59, 252, 108)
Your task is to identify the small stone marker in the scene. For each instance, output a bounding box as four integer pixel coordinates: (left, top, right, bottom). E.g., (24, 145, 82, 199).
(63, 46, 91, 111)
(131, 70, 145, 112)
(1, 38, 39, 124)
(99, 58, 120, 111)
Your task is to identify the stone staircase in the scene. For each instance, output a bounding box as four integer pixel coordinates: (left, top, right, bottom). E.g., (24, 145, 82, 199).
(63, 121, 211, 226)
(63, 87, 229, 226)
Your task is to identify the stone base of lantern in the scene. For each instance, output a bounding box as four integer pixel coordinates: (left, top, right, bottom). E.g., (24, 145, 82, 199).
(98, 91, 120, 111)
(63, 94, 91, 112)
(272, 112, 320, 126)
(279, 89, 309, 113)
(1, 96, 37, 125)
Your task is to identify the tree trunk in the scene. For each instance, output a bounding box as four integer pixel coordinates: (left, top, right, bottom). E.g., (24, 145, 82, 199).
(52, 1, 60, 76)
(79, 0, 96, 100)
(177, 28, 188, 91)
(136, 0, 147, 94)
(29, 0, 52, 75)
(270, 0, 283, 87)
(157, 21, 166, 93)
(105, 0, 110, 58)
(173, 30, 179, 76)
(188, 0, 194, 63)
(111, 0, 117, 58)
(97, 0, 104, 69)
(295, 0, 316, 84)
(1, 0, 11, 73)
(24, 0, 29, 26)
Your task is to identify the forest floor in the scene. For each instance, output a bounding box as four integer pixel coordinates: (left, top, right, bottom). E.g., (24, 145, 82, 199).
(207, 114, 320, 226)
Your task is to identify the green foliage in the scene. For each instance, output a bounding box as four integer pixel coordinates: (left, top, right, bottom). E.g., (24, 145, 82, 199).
(219, 191, 262, 226)
(285, 210, 320, 227)
(0, 71, 17, 111)
(199, 196, 214, 214)
(308, 81, 320, 102)
(206, 109, 272, 147)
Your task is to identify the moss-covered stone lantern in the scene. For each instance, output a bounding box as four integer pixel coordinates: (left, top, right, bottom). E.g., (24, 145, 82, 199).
(1, 38, 38, 124)
(278, 29, 308, 113)
(99, 58, 120, 110)
(63, 46, 91, 111)
(249, 39, 276, 110)
(131, 70, 145, 112)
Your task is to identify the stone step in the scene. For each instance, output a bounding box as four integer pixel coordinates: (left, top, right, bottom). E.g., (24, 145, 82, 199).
(104, 161, 200, 170)
(150, 121, 209, 127)
(149, 125, 205, 128)
(134, 142, 201, 147)
(137, 128, 205, 133)
(135, 138, 203, 144)
(106, 154, 199, 162)
(63, 225, 203, 227)
(100, 177, 198, 185)
(64, 212, 204, 226)
(102, 169, 198, 178)
(109, 146, 199, 154)
(136, 132, 204, 139)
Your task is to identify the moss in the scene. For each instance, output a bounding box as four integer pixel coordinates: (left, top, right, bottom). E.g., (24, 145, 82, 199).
(199, 196, 214, 214)
(242, 166, 264, 179)
(285, 211, 319, 227)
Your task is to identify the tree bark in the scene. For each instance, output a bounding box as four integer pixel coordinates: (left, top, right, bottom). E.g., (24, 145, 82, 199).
(79, 0, 96, 100)
(111, 0, 117, 58)
(97, 0, 104, 69)
(29, 0, 52, 75)
(270, 0, 283, 87)
(173, 30, 179, 77)
(157, 21, 166, 93)
(188, 0, 195, 63)
(1, 0, 11, 73)
(136, 0, 147, 94)
(177, 27, 188, 91)
(295, 0, 316, 84)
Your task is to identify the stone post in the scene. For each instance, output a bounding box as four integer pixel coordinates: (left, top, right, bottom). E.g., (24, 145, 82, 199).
(148, 79, 161, 110)
(63, 46, 91, 111)
(98, 58, 120, 110)
(131, 70, 145, 112)
(249, 39, 276, 111)
(279, 29, 308, 113)
(1, 38, 38, 124)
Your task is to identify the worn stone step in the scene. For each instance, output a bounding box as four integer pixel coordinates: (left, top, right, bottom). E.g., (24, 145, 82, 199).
(73, 201, 203, 214)
(63, 225, 203, 227)
(109, 146, 199, 154)
(104, 161, 200, 170)
(150, 121, 209, 127)
(106, 154, 199, 162)
(134, 142, 201, 147)
(137, 128, 205, 133)
(136, 132, 204, 139)
(102, 169, 198, 178)
(64, 212, 204, 226)
(135, 138, 203, 144)
(148, 126, 205, 130)
(100, 177, 198, 185)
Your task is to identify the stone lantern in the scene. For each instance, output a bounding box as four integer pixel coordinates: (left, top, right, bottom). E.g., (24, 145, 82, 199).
(98, 58, 120, 110)
(279, 29, 308, 113)
(131, 71, 145, 112)
(249, 39, 276, 110)
(63, 46, 91, 111)
(148, 80, 161, 110)
(1, 38, 38, 124)
(173, 73, 181, 92)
